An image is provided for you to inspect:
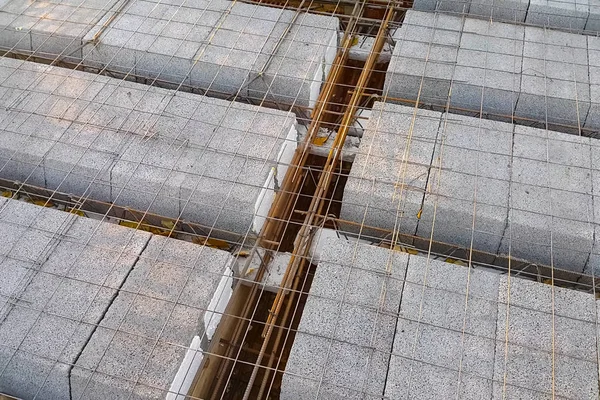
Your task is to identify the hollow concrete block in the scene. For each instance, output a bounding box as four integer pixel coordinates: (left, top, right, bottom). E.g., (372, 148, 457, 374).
(526, 0, 589, 30)
(71, 235, 234, 400)
(386, 11, 464, 107)
(340, 102, 440, 239)
(282, 237, 409, 400)
(0, 198, 151, 399)
(385, 257, 499, 399)
(494, 276, 598, 399)
(469, 0, 529, 22)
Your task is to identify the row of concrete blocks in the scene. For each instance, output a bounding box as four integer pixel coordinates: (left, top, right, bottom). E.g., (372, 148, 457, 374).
(386, 10, 600, 134)
(341, 101, 600, 275)
(0, 196, 235, 399)
(414, 0, 600, 31)
(0, 57, 298, 237)
(282, 234, 600, 399)
(0, 0, 338, 109)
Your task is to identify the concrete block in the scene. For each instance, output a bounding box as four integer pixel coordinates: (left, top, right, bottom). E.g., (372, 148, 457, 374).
(585, 147, 600, 275)
(83, 0, 339, 109)
(402, 256, 500, 338)
(340, 102, 440, 238)
(0, 0, 122, 59)
(453, 20, 524, 117)
(499, 208, 593, 272)
(0, 57, 298, 237)
(417, 171, 509, 252)
(0, 199, 75, 264)
(469, 0, 528, 22)
(586, 0, 600, 31)
(282, 237, 409, 400)
(585, 37, 600, 131)
(385, 257, 498, 399)
(386, 12, 463, 108)
(386, 354, 492, 399)
(417, 114, 511, 251)
(517, 27, 590, 130)
(495, 278, 598, 398)
(502, 126, 594, 271)
(387, 11, 600, 133)
(0, 198, 151, 399)
(412, 0, 471, 13)
(42, 137, 115, 204)
(282, 332, 393, 400)
(71, 235, 234, 400)
(526, 0, 589, 30)
(492, 343, 598, 399)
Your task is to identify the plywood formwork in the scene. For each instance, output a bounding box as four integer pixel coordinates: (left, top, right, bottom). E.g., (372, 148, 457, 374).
(0, 0, 338, 109)
(385, 10, 600, 134)
(0, 57, 298, 237)
(340, 102, 598, 275)
(282, 233, 600, 400)
(0, 197, 234, 399)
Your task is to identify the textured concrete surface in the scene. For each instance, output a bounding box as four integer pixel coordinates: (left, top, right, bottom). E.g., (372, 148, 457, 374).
(283, 237, 600, 400)
(282, 236, 409, 400)
(0, 0, 123, 60)
(526, 0, 589, 29)
(412, 0, 600, 29)
(70, 235, 234, 400)
(340, 101, 441, 240)
(386, 11, 598, 132)
(341, 102, 597, 274)
(0, 57, 298, 236)
(516, 27, 590, 130)
(386, 11, 463, 108)
(386, 256, 499, 399)
(0, 198, 150, 399)
(494, 277, 598, 399)
(0, 0, 338, 108)
(0, 198, 234, 399)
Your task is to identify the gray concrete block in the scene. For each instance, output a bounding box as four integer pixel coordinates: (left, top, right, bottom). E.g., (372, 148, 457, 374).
(386, 12, 463, 108)
(452, 19, 523, 117)
(0, 57, 298, 236)
(82, 0, 339, 109)
(282, 237, 409, 400)
(494, 282, 598, 399)
(0, 198, 153, 399)
(499, 208, 593, 272)
(387, 11, 600, 133)
(282, 332, 392, 400)
(385, 256, 498, 399)
(412, 0, 471, 13)
(340, 102, 440, 238)
(585, 37, 600, 131)
(586, 0, 600, 31)
(402, 256, 500, 338)
(1, 0, 338, 109)
(469, 0, 528, 22)
(386, 354, 492, 400)
(492, 342, 598, 399)
(417, 114, 511, 251)
(585, 147, 600, 275)
(71, 235, 234, 399)
(417, 172, 509, 252)
(502, 126, 594, 271)
(517, 27, 590, 130)
(526, 0, 589, 30)
(0, 0, 122, 58)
